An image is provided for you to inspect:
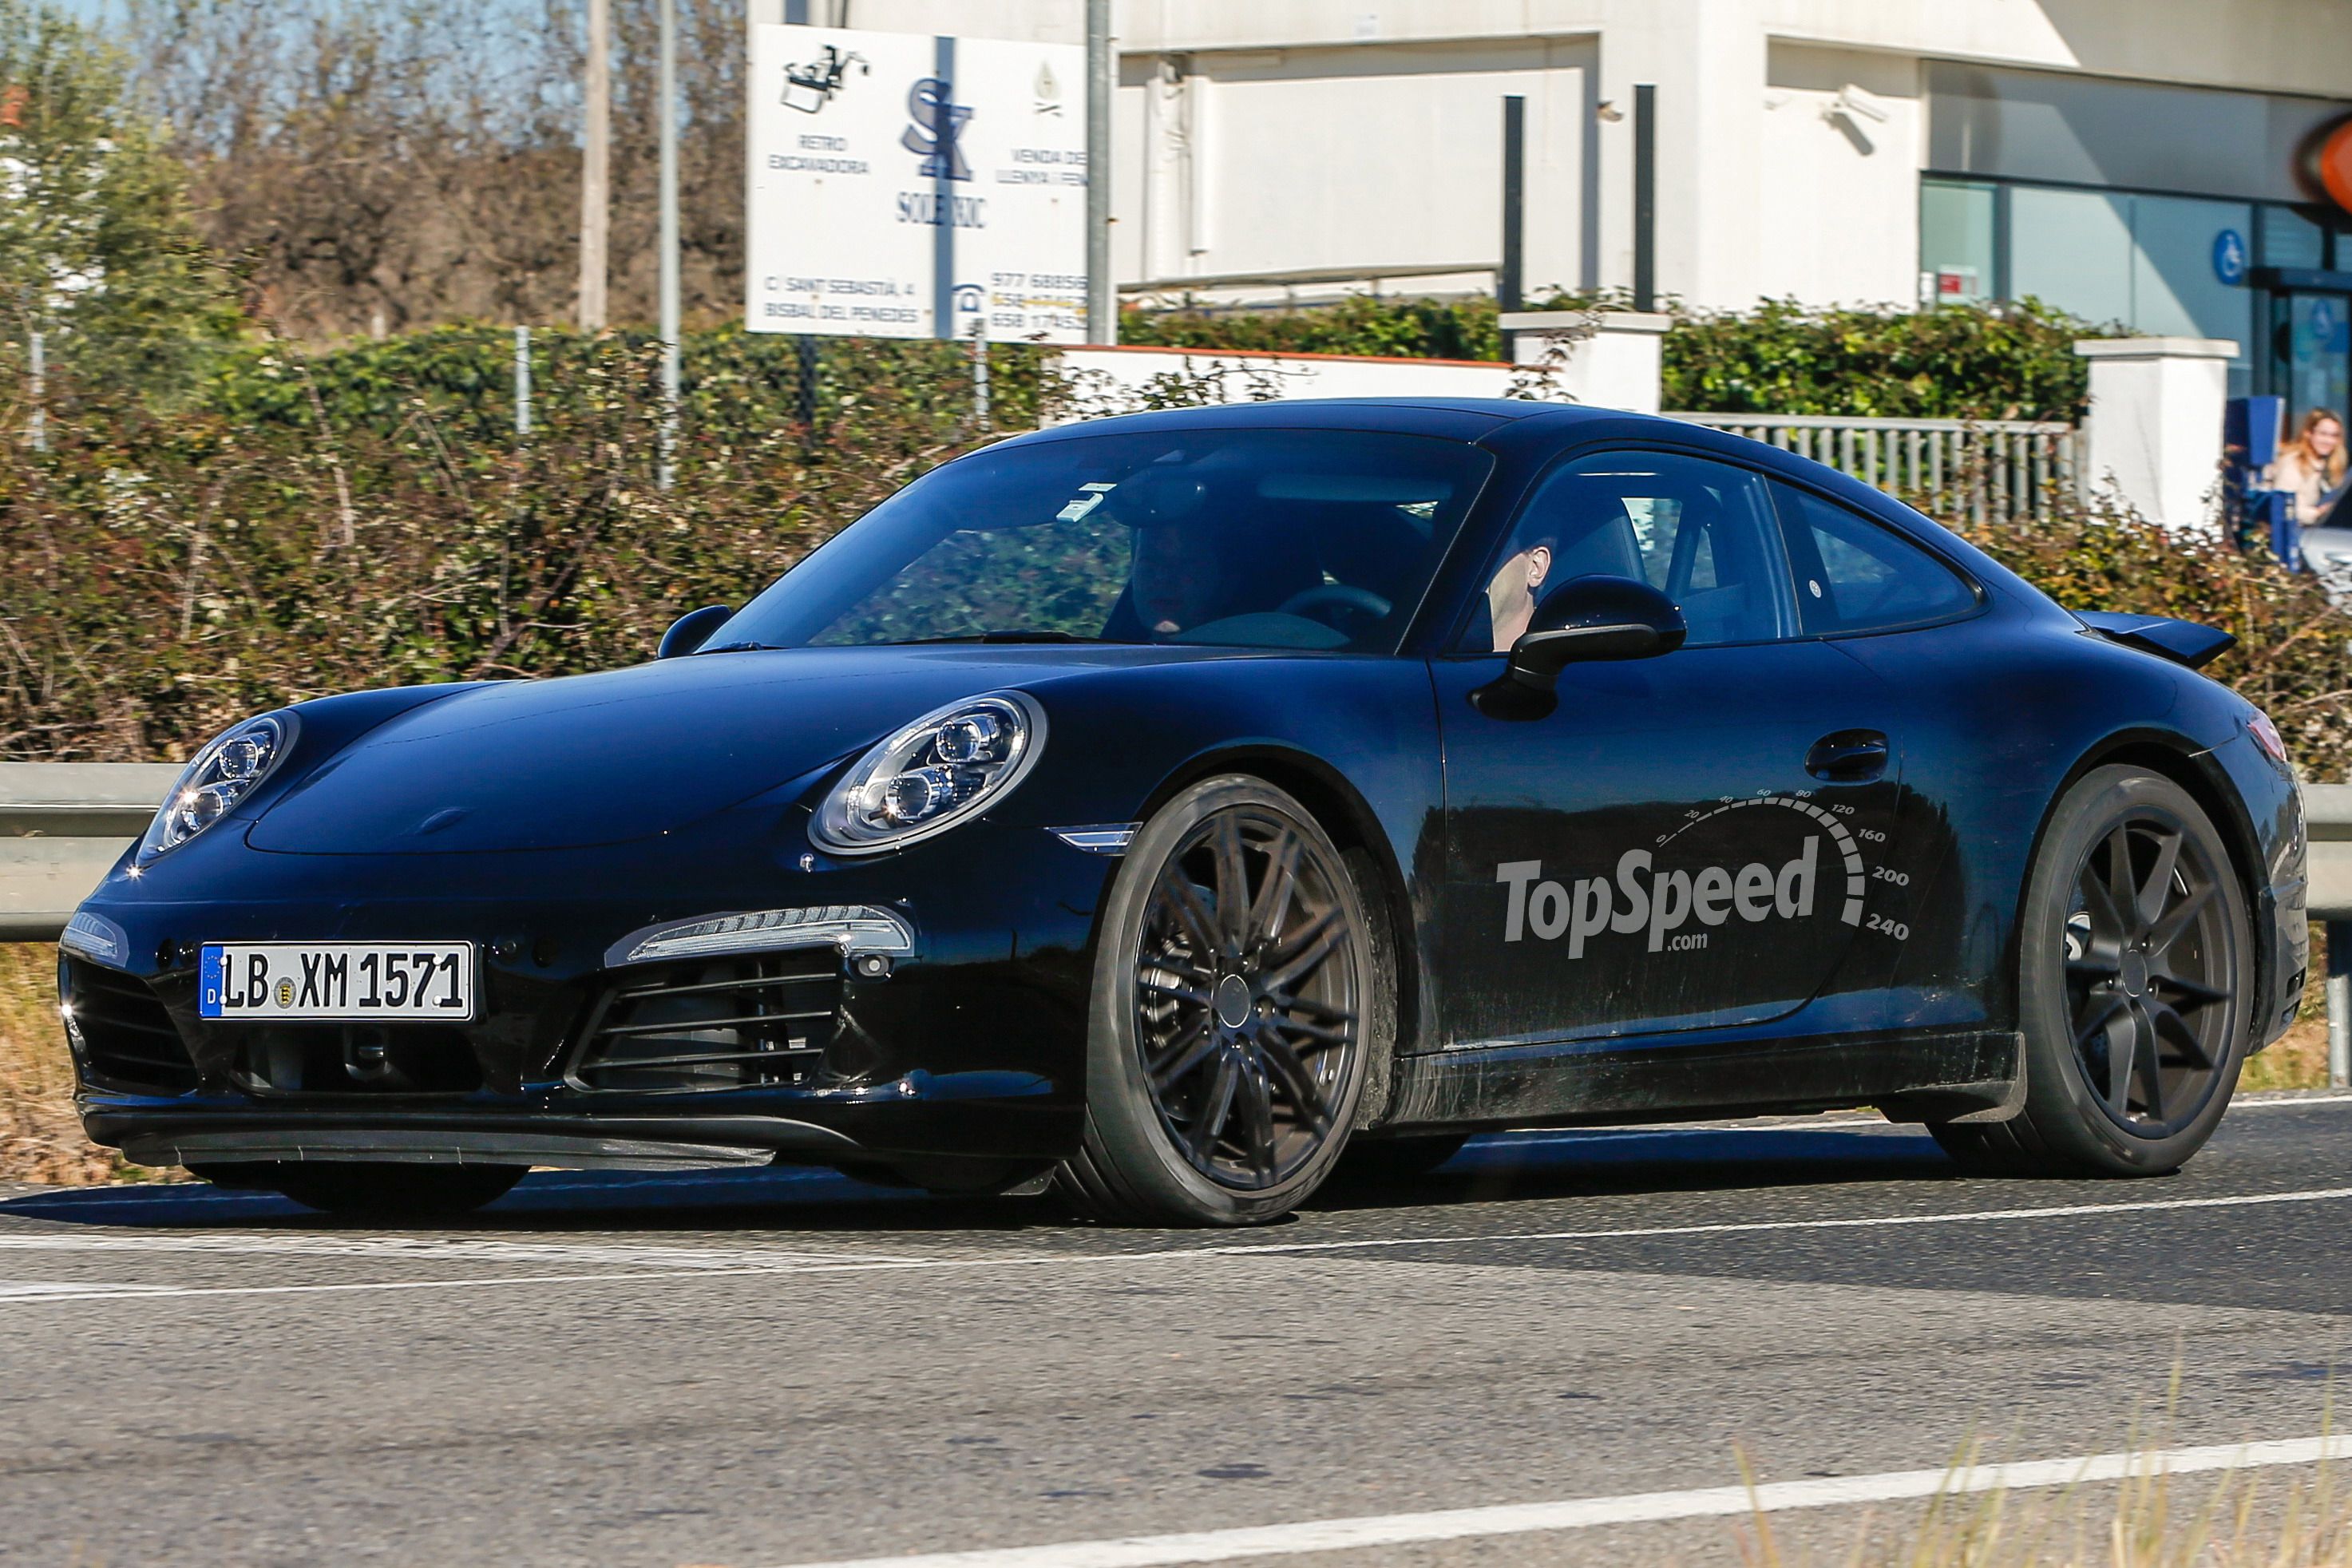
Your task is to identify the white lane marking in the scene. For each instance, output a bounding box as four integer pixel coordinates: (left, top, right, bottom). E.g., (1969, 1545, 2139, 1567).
(758, 1435, 2352, 1568)
(0, 1233, 897, 1270)
(3, 1183, 2352, 1309)
(0, 1279, 186, 1301)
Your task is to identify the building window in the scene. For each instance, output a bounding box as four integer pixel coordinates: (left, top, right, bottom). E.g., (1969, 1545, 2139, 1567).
(2260, 205, 2328, 270)
(1921, 176, 2256, 398)
(1918, 179, 1995, 304)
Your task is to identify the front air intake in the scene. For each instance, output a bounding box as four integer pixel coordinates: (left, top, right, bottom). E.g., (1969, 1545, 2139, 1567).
(565, 950, 841, 1093)
(63, 958, 200, 1095)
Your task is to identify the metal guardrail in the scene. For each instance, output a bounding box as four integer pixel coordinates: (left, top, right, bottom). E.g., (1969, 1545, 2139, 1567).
(1667, 411, 2085, 523)
(5, 765, 2351, 1083)
(0, 763, 181, 940)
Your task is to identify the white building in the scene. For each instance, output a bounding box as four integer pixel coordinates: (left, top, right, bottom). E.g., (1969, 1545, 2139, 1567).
(753, 1, 2352, 418)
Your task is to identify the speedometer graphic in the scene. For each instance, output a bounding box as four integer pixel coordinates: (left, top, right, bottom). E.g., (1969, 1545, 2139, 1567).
(1658, 794, 1868, 927)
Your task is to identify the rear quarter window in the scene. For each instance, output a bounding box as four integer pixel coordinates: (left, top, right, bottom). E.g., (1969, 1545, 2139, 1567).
(1772, 481, 1979, 636)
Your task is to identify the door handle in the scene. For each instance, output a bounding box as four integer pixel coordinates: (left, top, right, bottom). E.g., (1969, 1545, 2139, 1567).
(1806, 730, 1888, 782)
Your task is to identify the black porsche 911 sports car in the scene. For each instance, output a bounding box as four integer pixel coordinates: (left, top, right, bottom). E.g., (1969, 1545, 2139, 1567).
(62, 398, 2307, 1225)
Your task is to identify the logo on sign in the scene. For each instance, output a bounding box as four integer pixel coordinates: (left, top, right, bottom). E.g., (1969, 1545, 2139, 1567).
(782, 45, 867, 114)
(2214, 228, 2249, 287)
(904, 77, 974, 180)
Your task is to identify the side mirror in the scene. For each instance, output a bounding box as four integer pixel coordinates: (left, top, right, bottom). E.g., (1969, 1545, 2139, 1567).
(1475, 576, 1686, 719)
(658, 604, 734, 659)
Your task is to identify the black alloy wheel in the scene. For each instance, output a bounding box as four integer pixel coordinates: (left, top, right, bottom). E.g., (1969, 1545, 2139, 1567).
(1933, 766, 2252, 1177)
(1057, 776, 1384, 1225)
(2061, 814, 2237, 1135)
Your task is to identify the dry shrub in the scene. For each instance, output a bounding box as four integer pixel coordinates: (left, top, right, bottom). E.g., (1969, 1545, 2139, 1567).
(0, 941, 134, 1183)
(1744, 1448, 2352, 1566)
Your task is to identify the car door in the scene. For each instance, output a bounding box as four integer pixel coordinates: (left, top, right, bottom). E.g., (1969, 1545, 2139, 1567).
(1427, 448, 1906, 1051)
(1763, 477, 2014, 1031)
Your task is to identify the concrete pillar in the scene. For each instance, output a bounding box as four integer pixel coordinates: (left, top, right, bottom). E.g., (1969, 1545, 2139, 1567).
(1592, 0, 1768, 311)
(1501, 311, 1671, 414)
(2073, 338, 2238, 532)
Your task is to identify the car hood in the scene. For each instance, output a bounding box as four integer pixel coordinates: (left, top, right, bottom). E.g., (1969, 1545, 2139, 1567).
(248, 646, 1169, 855)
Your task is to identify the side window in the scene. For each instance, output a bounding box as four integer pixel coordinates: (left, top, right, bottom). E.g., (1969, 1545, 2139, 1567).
(1771, 482, 1979, 636)
(1459, 449, 1792, 652)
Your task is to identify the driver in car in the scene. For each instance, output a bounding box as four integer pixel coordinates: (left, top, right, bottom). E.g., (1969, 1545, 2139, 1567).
(1130, 522, 1229, 640)
(1483, 533, 1555, 651)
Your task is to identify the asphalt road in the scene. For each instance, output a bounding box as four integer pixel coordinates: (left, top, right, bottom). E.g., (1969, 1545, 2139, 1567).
(5, 1094, 2351, 1568)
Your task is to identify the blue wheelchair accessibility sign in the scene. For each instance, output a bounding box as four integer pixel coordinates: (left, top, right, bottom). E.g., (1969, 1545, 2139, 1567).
(2214, 229, 2250, 286)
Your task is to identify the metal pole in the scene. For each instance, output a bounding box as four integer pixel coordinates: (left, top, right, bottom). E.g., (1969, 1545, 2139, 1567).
(656, 0, 680, 490)
(578, 0, 610, 331)
(1633, 83, 1657, 314)
(2330, 921, 2351, 1089)
(1084, 0, 1114, 345)
(513, 325, 533, 437)
(1499, 95, 1524, 362)
(971, 316, 992, 433)
(26, 328, 43, 453)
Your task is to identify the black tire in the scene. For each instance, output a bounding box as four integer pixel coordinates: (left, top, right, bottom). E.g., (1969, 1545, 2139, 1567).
(190, 1161, 526, 1217)
(1055, 776, 1388, 1225)
(1932, 766, 2252, 1178)
(1332, 1130, 1473, 1185)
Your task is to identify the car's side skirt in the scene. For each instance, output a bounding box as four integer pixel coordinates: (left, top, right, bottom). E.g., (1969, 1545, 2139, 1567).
(1378, 1028, 2024, 1132)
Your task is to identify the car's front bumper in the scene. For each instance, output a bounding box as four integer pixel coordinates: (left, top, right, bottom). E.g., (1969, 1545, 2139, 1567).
(66, 812, 1116, 1182)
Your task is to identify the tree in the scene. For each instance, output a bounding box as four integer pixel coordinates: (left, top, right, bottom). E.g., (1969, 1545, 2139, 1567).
(0, 0, 236, 403)
(127, 0, 746, 340)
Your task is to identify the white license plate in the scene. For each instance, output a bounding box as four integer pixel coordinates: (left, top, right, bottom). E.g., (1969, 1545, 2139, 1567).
(199, 942, 477, 1021)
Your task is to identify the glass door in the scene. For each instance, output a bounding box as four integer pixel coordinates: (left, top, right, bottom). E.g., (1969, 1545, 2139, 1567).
(2281, 291, 2352, 426)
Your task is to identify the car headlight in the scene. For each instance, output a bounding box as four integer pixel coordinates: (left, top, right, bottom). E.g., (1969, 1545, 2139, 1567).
(137, 711, 297, 863)
(812, 692, 1046, 854)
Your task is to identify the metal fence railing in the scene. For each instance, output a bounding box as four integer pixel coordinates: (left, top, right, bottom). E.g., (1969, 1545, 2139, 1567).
(1666, 412, 2085, 523)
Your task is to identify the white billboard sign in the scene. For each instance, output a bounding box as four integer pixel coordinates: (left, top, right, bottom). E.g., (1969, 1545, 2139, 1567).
(746, 25, 1088, 343)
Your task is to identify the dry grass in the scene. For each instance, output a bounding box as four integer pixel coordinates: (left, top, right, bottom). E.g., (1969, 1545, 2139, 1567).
(0, 941, 126, 1184)
(1740, 1445, 2352, 1567)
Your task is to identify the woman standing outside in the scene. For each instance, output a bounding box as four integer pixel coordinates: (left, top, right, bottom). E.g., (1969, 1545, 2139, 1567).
(2270, 408, 2346, 526)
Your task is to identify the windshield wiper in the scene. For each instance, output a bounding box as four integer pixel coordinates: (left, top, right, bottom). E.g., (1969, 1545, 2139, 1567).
(696, 640, 787, 654)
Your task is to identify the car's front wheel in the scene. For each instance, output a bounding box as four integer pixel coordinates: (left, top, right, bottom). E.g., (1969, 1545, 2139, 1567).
(189, 1161, 526, 1217)
(1932, 766, 2252, 1177)
(1055, 776, 1385, 1225)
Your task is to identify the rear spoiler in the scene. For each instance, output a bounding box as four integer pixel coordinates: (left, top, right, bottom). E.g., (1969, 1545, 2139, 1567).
(2073, 610, 2237, 671)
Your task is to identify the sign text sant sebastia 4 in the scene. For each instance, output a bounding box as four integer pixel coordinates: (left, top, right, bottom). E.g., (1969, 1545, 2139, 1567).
(746, 25, 1087, 343)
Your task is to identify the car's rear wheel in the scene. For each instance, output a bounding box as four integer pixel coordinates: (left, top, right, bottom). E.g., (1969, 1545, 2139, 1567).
(1055, 776, 1384, 1226)
(188, 1161, 526, 1217)
(1931, 766, 2251, 1178)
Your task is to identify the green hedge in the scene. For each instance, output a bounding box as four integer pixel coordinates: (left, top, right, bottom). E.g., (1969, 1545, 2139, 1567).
(1121, 295, 2100, 421)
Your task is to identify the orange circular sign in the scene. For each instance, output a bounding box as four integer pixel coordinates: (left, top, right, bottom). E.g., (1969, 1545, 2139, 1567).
(2318, 120, 2352, 215)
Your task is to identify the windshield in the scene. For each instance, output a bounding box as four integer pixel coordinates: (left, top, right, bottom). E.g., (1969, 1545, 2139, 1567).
(709, 429, 1493, 654)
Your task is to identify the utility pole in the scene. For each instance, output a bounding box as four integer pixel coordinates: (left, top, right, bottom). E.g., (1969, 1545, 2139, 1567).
(26, 327, 44, 453)
(1084, 0, 1113, 344)
(657, 0, 680, 489)
(578, 0, 611, 331)
(514, 325, 533, 437)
